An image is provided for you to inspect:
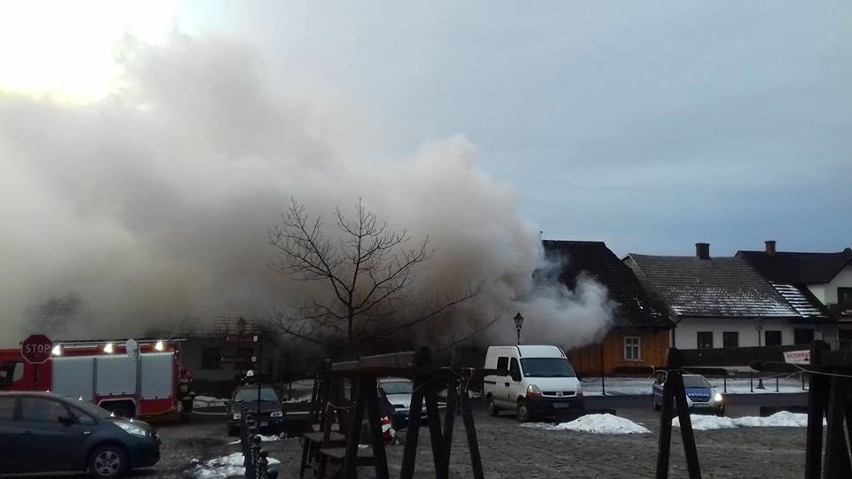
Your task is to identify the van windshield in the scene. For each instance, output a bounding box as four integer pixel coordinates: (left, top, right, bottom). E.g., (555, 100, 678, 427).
(520, 358, 576, 378)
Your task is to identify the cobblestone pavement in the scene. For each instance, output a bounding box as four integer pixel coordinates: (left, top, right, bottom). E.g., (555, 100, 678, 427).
(4, 403, 804, 478)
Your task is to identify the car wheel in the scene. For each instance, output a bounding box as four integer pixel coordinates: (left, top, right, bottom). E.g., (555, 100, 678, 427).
(88, 445, 127, 479)
(516, 400, 531, 422)
(487, 397, 499, 417)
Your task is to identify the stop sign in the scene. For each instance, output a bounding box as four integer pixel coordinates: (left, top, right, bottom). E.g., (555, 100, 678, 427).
(21, 334, 53, 364)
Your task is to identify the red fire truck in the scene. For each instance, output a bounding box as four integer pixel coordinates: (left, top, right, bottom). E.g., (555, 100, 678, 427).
(0, 338, 187, 420)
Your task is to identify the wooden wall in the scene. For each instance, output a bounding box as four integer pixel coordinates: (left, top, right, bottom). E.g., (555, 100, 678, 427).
(568, 328, 670, 376)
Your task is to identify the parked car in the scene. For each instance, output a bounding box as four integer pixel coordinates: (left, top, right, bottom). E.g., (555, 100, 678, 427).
(226, 384, 285, 436)
(0, 391, 160, 478)
(377, 377, 445, 429)
(483, 345, 584, 422)
(652, 373, 725, 416)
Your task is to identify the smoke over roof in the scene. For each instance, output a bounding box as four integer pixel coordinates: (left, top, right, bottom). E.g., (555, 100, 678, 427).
(0, 33, 612, 350)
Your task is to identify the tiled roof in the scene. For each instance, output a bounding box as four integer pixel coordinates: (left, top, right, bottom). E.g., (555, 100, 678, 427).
(624, 254, 800, 319)
(147, 314, 269, 339)
(737, 248, 852, 285)
(541, 241, 670, 328)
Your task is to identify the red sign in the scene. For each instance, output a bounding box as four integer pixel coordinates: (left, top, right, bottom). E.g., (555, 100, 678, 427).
(21, 334, 53, 364)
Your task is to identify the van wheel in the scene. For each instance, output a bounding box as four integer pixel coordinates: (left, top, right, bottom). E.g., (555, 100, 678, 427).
(516, 400, 531, 422)
(487, 397, 499, 417)
(88, 445, 127, 479)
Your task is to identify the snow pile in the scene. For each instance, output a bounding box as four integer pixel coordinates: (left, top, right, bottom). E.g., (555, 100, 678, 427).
(193, 396, 229, 408)
(522, 414, 650, 434)
(190, 453, 280, 479)
(228, 434, 283, 445)
(673, 412, 812, 430)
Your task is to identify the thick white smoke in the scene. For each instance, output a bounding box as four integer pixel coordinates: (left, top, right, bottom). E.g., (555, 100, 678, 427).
(0, 33, 612, 350)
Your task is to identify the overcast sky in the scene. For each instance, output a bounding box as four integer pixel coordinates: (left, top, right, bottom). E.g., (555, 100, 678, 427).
(174, 0, 851, 257)
(0, 1, 849, 343)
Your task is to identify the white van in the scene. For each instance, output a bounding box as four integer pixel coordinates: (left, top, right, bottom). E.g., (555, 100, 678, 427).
(483, 345, 583, 421)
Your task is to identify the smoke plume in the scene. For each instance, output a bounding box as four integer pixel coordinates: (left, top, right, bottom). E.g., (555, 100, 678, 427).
(0, 33, 612, 350)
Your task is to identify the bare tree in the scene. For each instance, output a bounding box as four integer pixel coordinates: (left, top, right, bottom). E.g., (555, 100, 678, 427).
(268, 198, 479, 355)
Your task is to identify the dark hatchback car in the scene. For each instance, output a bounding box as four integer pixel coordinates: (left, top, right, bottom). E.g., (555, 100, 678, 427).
(0, 391, 160, 478)
(226, 384, 285, 436)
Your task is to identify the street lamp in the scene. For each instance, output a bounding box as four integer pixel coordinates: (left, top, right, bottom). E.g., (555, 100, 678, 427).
(755, 317, 765, 390)
(513, 312, 525, 345)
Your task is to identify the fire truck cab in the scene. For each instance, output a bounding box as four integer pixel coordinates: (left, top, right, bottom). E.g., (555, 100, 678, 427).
(0, 339, 185, 420)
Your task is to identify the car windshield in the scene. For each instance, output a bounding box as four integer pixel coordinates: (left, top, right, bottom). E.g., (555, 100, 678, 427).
(67, 398, 113, 419)
(380, 381, 412, 395)
(683, 376, 711, 388)
(234, 387, 279, 402)
(520, 358, 576, 378)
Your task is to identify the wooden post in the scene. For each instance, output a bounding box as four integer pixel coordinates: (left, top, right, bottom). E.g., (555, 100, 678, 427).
(805, 341, 829, 479)
(824, 376, 852, 478)
(343, 376, 368, 479)
(655, 351, 676, 479)
(671, 371, 701, 479)
(364, 377, 390, 479)
(441, 382, 459, 469)
(459, 387, 485, 479)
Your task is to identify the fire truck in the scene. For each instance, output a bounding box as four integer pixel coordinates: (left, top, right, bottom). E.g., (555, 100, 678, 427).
(0, 338, 189, 420)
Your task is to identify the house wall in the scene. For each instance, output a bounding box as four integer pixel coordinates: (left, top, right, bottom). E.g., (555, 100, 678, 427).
(568, 329, 669, 375)
(822, 265, 852, 305)
(180, 337, 281, 387)
(673, 317, 815, 349)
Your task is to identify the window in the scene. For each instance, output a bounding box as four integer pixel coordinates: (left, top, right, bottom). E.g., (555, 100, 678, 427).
(0, 361, 24, 388)
(764, 330, 782, 346)
(201, 347, 222, 369)
(839, 288, 852, 311)
(509, 358, 520, 379)
(69, 405, 96, 425)
(496, 357, 508, 372)
(723, 332, 739, 348)
(697, 332, 714, 349)
(0, 397, 14, 420)
(794, 328, 815, 345)
(624, 337, 641, 361)
(20, 397, 69, 423)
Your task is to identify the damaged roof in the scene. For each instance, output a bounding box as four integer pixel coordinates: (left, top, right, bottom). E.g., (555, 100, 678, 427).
(541, 240, 670, 328)
(624, 254, 800, 319)
(737, 248, 852, 285)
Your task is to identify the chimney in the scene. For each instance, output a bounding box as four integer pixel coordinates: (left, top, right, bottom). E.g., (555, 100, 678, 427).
(695, 242, 710, 260)
(765, 240, 776, 256)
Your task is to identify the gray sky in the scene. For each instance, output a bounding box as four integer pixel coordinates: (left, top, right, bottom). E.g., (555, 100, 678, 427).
(181, 0, 851, 257)
(0, 1, 849, 345)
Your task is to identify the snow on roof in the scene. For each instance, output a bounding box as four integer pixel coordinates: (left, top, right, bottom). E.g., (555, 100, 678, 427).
(771, 283, 826, 318)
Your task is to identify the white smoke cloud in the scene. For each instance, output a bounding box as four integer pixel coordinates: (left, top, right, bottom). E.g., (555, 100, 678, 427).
(0, 33, 612, 350)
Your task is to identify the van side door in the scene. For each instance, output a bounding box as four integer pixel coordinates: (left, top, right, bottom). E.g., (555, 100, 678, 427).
(494, 356, 510, 407)
(508, 357, 523, 402)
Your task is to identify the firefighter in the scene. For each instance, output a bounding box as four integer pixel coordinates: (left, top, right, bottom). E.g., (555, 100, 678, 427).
(178, 367, 195, 420)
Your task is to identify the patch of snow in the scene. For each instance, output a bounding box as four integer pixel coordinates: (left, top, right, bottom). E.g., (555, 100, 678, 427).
(190, 452, 280, 479)
(228, 434, 283, 445)
(522, 414, 650, 435)
(193, 396, 229, 408)
(282, 394, 313, 403)
(673, 412, 817, 430)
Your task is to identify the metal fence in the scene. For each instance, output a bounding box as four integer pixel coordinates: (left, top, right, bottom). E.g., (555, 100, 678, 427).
(238, 404, 279, 479)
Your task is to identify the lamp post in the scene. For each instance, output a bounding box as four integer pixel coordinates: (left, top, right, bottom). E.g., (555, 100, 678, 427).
(513, 312, 525, 345)
(755, 317, 765, 390)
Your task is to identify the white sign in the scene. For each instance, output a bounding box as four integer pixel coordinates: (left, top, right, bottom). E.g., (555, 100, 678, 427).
(783, 349, 810, 365)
